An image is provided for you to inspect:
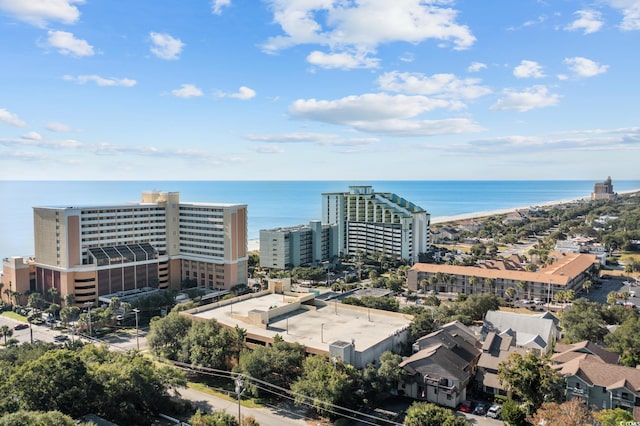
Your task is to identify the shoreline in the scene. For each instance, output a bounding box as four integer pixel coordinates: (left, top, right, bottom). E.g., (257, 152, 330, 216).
(247, 189, 640, 253)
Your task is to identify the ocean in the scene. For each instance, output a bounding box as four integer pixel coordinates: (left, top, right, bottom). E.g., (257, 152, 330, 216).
(2, 180, 639, 258)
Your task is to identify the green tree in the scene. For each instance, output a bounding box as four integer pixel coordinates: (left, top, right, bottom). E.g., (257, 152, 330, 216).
(372, 351, 405, 394)
(0, 325, 12, 345)
(404, 402, 470, 426)
(0, 410, 80, 426)
(291, 355, 363, 419)
(189, 410, 239, 426)
(605, 316, 640, 367)
(497, 352, 564, 413)
(87, 347, 186, 425)
(409, 310, 435, 341)
(607, 291, 618, 305)
(147, 312, 192, 359)
(236, 337, 305, 398)
(559, 300, 608, 343)
(500, 399, 528, 426)
(593, 407, 635, 426)
(504, 287, 516, 300)
(9, 349, 96, 418)
(178, 319, 232, 369)
(582, 280, 592, 294)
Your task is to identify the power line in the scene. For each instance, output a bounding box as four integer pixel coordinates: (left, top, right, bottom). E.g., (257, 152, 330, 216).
(167, 360, 403, 426)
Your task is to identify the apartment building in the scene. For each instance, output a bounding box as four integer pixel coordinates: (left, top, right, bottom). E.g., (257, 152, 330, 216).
(407, 252, 598, 301)
(31, 191, 247, 305)
(591, 176, 617, 200)
(259, 220, 338, 269)
(321, 186, 430, 263)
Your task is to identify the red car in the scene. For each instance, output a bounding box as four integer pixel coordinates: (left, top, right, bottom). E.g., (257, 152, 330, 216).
(14, 323, 29, 330)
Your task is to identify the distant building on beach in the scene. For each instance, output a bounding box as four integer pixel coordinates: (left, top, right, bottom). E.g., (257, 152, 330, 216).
(591, 176, 617, 200)
(14, 191, 248, 306)
(321, 185, 430, 263)
(259, 220, 339, 269)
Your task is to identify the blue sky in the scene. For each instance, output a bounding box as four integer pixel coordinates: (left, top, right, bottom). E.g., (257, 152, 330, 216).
(0, 0, 639, 180)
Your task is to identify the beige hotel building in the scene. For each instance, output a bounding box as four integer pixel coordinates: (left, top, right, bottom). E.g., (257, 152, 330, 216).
(18, 191, 248, 305)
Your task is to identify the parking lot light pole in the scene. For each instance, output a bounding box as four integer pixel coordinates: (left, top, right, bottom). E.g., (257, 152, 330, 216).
(133, 308, 140, 350)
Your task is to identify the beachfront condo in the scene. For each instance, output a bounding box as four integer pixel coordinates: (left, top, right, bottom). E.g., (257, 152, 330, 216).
(321, 186, 430, 263)
(24, 191, 247, 305)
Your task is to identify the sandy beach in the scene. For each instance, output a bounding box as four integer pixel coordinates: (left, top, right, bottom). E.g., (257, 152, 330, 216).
(247, 189, 639, 253)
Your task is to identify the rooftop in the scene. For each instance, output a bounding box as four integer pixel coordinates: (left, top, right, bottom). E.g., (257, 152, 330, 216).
(184, 292, 412, 354)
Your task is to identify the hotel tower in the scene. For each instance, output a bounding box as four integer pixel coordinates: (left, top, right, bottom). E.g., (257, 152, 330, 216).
(31, 191, 247, 305)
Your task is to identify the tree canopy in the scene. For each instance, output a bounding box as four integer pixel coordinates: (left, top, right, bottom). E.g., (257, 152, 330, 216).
(403, 402, 470, 426)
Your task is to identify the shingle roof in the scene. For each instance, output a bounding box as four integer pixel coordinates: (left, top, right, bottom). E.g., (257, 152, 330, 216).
(483, 310, 556, 351)
(552, 340, 620, 365)
(557, 358, 640, 391)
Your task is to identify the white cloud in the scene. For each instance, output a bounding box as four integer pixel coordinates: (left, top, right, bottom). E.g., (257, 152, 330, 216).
(171, 84, 203, 98)
(604, 0, 640, 30)
(212, 0, 230, 15)
(399, 52, 414, 63)
(261, 0, 475, 55)
(254, 145, 285, 154)
(565, 10, 604, 34)
(377, 71, 491, 100)
(222, 86, 256, 100)
(22, 131, 42, 140)
(0, 108, 26, 127)
(564, 57, 609, 77)
(45, 30, 94, 57)
(149, 32, 184, 60)
(491, 85, 560, 112)
(288, 93, 483, 136)
(513, 60, 545, 78)
(307, 50, 379, 69)
(468, 62, 487, 72)
(245, 132, 378, 146)
(46, 121, 72, 132)
(63, 74, 137, 87)
(0, 0, 83, 27)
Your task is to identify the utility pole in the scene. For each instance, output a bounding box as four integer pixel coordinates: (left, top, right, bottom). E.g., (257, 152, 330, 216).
(235, 375, 244, 424)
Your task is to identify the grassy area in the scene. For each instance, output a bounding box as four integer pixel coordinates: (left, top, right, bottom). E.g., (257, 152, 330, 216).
(187, 382, 263, 409)
(1, 311, 27, 321)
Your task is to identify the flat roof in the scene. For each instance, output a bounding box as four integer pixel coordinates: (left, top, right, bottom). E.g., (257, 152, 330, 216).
(188, 292, 412, 353)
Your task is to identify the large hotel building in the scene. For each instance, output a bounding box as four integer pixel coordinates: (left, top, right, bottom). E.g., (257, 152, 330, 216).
(321, 186, 430, 263)
(17, 191, 248, 305)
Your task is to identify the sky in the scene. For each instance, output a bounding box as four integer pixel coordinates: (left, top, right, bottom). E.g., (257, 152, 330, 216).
(0, 0, 639, 181)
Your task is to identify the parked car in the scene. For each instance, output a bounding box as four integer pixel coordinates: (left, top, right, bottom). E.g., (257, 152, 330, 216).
(486, 404, 502, 419)
(13, 323, 29, 330)
(458, 401, 474, 413)
(472, 403, 486, 416)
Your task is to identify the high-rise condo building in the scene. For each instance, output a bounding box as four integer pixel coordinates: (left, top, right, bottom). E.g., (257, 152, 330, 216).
(31, 191, 247, 305)
(259, 220, 338, 269)
(321, 186, 430, 263)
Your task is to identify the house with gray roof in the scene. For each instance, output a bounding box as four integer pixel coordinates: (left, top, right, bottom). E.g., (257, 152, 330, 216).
(475, 330, 527, 395)
(399, 321, 481, 408)
(482, 310, 559, 354)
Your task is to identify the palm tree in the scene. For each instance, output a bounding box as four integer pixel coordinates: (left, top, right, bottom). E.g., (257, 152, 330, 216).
(484, 278, 494, 295)
(607, 291, 618, 305)
(3, 288, 12, 304)
(517, 281, 528, 300)
(64, 293, 75, 307)
(582, 280, 592, 294)
(468, 276, 478, 295)
(505, 287, 516, 301)
(429, 275, 438, 293)
(0, 325, 13, 345)
(12, 291, 21, 306)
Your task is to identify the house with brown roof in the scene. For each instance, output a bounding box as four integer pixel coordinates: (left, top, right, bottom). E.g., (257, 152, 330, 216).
(555, 358, 640, 420)
(552, 341, 620, 366)
(399, 321, 482, 408)
(406, 252, 598, 301)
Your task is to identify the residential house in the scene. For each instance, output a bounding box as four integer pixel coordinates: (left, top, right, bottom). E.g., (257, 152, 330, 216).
(399, 321, 481, 408)
(556, 358, 640, 420)
(475, 330, 527, 395)
(482, 310, 560, 354)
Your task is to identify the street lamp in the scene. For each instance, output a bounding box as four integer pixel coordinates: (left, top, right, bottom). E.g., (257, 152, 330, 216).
(84, 301, 93, 337)
(133, 308, 141, 350)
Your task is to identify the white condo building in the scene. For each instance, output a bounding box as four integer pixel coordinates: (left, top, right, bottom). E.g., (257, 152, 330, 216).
(321, 186, 430, 263)
(30, 191, 247, 305)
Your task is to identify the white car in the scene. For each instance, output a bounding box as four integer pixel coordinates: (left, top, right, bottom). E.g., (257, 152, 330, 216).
(486, 404, 502, 419)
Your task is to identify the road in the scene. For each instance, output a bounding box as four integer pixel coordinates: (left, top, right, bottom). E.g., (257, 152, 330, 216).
(178, 386, 310, 425)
